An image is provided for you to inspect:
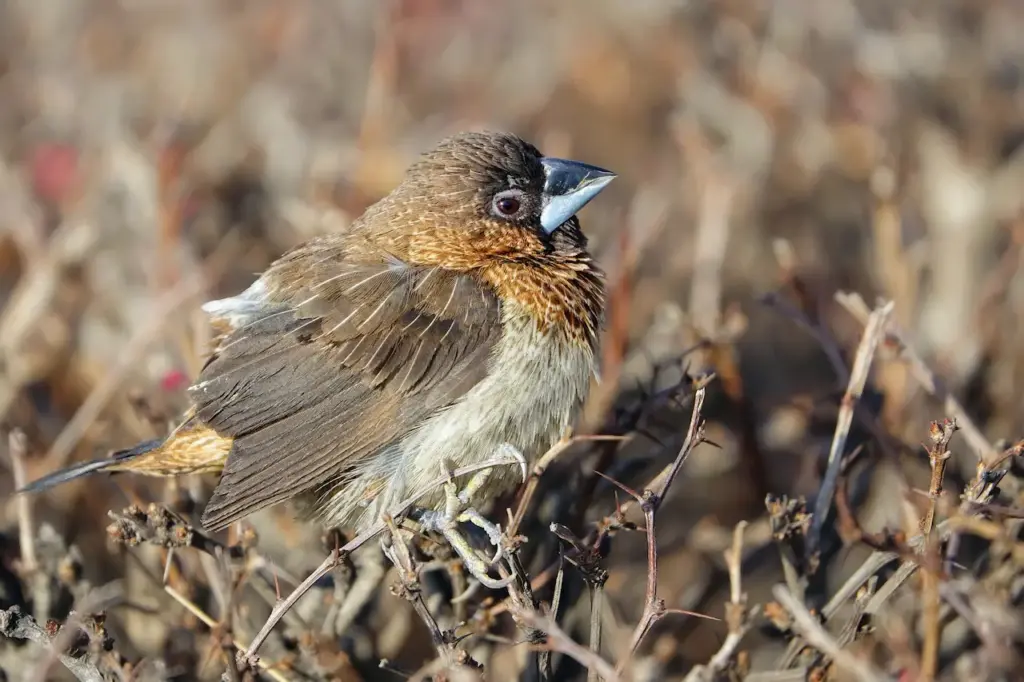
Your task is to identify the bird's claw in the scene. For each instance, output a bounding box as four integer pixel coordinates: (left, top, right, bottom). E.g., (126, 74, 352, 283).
(497, 443, 529, 485)
(416, 446, 525, 589)
(417, 507, 512, 590)
(417, 462, 519, 590)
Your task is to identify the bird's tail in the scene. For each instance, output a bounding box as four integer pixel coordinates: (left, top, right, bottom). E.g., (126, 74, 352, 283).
(18, 439, 164, 494)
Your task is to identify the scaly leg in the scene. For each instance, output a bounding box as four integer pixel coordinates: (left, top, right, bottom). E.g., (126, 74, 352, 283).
(414, 444, 526, 590)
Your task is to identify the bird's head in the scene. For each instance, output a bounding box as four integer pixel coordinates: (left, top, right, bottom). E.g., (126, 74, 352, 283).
(355, 131, 616, 344)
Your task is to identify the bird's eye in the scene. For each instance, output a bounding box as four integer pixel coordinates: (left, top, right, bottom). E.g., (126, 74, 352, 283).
(491, 190, 523, 218)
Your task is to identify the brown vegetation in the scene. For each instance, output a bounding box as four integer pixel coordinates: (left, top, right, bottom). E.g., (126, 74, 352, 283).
(2, 1, 1024, 680)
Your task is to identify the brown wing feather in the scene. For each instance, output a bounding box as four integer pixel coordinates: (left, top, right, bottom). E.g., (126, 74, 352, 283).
(194, 242, 501, 530)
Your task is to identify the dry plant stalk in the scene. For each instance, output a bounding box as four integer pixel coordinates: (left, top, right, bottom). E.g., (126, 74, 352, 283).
(808, 300, 894, 568)
(920, 418, 957, 537)
(382, 515, 470, 673)
(835, 292, 999, 466)
(772, 584, 887, 682)
(684, 521, 753, 682)
(621, 380, 708, 662)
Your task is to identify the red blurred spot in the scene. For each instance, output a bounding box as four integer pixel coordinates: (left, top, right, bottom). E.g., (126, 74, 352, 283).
(30, 143, 79, 204)
(160, 369, 188, 393)
(180, 193, 202, 222)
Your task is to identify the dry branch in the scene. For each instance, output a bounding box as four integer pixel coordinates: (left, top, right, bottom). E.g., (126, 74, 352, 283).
(808, 300, 894, 568)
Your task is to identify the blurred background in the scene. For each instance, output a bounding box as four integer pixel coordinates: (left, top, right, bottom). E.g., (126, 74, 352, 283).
(2, 0, 1024, 680)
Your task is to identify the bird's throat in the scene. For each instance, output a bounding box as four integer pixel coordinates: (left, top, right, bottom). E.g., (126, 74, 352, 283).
(482, 259, 604, 349)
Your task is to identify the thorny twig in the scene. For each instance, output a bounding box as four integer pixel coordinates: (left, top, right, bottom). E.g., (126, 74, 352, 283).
(508, 435, 574, 538)
(776, 548, 898, 669)
(103, 502, 301, 680)
(807, 300, 893, 570)
(498, 544, 554, 681)
(510, 606, 620, 682)
(506, 435, 623, 539)
(612, 378, 708, 672)
(548, 522, 609, 682)
(161, 584, 290, 682)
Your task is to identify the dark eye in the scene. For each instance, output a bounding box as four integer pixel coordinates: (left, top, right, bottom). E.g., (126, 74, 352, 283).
(491, 190, 524, 218)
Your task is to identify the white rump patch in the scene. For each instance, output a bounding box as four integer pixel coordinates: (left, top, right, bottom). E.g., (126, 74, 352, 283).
(202, 279, 271, 326)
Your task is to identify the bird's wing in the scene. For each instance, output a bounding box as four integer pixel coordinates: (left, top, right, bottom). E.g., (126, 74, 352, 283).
(192, 243, 501, 530)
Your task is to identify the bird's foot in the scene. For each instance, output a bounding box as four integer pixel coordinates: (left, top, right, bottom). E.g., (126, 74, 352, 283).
(415, 449, 527, 590)
(418, 509, 512, 589)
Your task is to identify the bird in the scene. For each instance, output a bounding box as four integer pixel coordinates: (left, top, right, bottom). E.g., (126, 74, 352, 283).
(21, 131, 615, 587)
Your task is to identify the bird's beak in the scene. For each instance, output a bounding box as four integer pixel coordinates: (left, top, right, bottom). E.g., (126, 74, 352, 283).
(539, 157, 616, 234)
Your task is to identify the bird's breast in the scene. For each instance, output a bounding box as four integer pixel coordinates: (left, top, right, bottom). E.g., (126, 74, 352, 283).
(324, 302, 597, 528)
(406, 306, 596, 464)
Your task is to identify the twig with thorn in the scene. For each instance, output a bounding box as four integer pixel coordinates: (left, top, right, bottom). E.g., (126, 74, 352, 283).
(550, 522, 609, 682)
(612, 379, 708, 673)
(508, 435, 575, 538)
(498, 545, 553, 681)
(161, 584, 289, 682)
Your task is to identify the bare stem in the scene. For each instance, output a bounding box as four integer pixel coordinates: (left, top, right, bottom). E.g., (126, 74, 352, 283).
(836, 291, 999, 466)
(382, 515, 460, 669)
(921, 418, 957, 537)
(808, 300, 894, 567)
(511, 607, 620, 682)
(918, 420, 956, 682)
(612, 381, 707, 673)
(587, 580, 605, 682)
(162, 585, 289, 682)
(772, 585, 886, 682)
(9, 430, 37, 573)
(508, 435, 575, 537)
(684, 521, 751, 681)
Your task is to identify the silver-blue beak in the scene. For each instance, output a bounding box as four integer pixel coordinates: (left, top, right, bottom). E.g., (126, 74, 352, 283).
(539, 157, 616, 234)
